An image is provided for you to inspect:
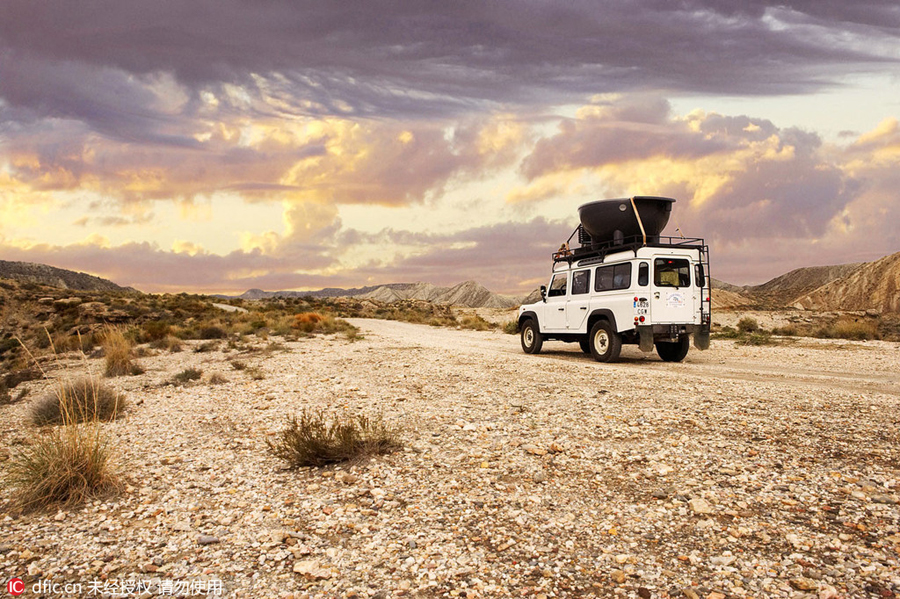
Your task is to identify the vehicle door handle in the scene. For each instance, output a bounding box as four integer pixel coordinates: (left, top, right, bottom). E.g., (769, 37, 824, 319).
(580, 306, 587, 310)
(558, 308, 564, 311)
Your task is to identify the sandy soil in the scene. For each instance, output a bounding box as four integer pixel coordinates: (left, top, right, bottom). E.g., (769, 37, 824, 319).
(1, 320, 898, 598)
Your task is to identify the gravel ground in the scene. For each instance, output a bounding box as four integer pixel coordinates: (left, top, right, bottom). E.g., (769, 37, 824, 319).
(1, 319, 899, 599)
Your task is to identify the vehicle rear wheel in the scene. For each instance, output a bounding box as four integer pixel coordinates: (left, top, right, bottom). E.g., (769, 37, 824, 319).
(589, 320, 621, 363)
(579, 339, 591, 354)
(520, 319, 543, 354)
(656, 335, 690, 362)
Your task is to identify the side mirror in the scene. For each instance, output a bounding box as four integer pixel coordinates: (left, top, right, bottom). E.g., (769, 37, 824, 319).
(540, 285, 547, 302)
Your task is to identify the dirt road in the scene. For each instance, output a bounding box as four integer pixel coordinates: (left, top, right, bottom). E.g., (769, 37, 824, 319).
(2, 319, 898, 598)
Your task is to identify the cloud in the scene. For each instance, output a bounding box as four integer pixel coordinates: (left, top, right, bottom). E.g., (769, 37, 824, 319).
(2, 1, 898, 127)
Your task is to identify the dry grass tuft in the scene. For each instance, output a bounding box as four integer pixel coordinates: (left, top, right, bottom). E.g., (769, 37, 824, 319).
(267, 410, 401, 468)
(30, 378, 125, 426)
(4, 423, 122, 511)
(100, 327, 141, 377)
(291, 312, 359, 338)
(172, 368, 203, 385)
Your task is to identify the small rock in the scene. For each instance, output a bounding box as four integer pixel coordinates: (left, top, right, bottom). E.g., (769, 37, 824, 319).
(522, 444, 547, 456)
(651, 489, 669, 499)
(197, 535, 220, 545)
(689, 497, 712, 514)
(610, 569, 626, 583)
(871, 494, 897, 504)
(637, 588, 651, 599)
(533, 471, 548, 483)
(682, 589, 700, 599)
(27, 562, 42, 577)
(293, 560, 332, 579)
(789, 577, 818, 591)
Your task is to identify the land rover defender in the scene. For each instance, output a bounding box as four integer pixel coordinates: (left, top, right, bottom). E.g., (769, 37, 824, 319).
(517, 196, 711, 363)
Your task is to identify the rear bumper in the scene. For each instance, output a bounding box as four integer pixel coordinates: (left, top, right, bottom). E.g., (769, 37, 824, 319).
(637, 324, 710, 351)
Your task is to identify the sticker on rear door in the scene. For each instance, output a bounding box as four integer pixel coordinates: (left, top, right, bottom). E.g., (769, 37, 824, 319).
(666, 292, 685, 308)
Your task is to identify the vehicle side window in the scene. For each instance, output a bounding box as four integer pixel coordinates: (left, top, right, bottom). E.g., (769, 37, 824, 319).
(638, 262, 649, 286)
(548, 272, 568, 297)
(695, 263, 705, 288)
(594, 263, 631, 292)
(654, 258, 691, 287)
(571, 269, 590, 295)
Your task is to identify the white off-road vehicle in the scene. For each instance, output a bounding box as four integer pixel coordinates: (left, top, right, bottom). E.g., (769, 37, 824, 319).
(518, 196, 710, 362)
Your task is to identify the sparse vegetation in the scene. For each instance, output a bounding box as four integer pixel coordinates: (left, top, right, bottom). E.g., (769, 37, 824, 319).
(100, 327, 142, 377)
(815, 317, 879, 341)
(737, 316, 760, 333)
(172, 368, 203, 385)
(4, 422, 122, 511)
(208, 373, 228, 385)
(30, 378, 125, 426)
(292, 312, 359, 337)
(458, 314, 497, 331)
(194, 341, 219, 353)
(267, 409, 401, 468)
(502, 321, 519, 335)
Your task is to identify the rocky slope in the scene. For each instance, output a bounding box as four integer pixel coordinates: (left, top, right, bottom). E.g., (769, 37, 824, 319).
(746, 262, 864, 308)
(0, 260, 135, 293)
(794, 252, 900, 313)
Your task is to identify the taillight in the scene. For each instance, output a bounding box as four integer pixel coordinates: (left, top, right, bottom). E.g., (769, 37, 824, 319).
(639, 316, 645, 323)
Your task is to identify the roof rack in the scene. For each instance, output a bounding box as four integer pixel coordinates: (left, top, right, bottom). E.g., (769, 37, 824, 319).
(552, 225, 705, 265)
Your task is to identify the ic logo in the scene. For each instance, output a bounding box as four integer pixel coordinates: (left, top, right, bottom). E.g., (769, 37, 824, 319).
(6, 578, 24, 596)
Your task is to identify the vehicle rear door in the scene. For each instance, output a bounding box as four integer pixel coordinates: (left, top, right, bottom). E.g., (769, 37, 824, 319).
(651, 257, 694, 324)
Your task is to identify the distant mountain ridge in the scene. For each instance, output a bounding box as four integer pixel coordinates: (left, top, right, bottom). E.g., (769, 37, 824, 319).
(712, 251, 900, 313)
(0, 260, 135, 293)
(234, 280, 524, 309)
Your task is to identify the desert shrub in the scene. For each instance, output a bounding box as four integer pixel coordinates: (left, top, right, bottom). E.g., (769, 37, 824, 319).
(30, 378, 125, 426)
(194, 341, 219, 353)
(267, 410, 401, 468)
(0, 337, 20, 357)
(816, 317, 879, 341)
(141, 321, 171, 342)
(4, 422, 121, 511)
(458, 314, 497, 331)
(737, 316, 760, 333)
(292, 312, 359, 338)
(207, 373, 228, 385)
(502, 321, 519, 335)
(173, 368, 203, 385)
(198, 325, 228, 340)
(736, 331, 776, 346)
(771, 324, 800, 336)
(230, 360, 247, 371)
(101, 327, 140, 377)
(245, 366, 265, 380)
(3, 365, 42, 389)
(711, 326, 741, 339)
(150, 335, 183, 352)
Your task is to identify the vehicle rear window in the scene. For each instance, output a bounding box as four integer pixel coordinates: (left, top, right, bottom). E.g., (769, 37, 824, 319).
(594, 263, 631, 292)
(654, 258, 691, 287)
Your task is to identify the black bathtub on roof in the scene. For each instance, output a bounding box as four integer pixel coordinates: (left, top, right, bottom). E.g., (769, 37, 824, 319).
(577, 196, 675, 245)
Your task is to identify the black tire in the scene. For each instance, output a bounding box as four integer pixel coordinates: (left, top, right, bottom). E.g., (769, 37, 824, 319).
(589, 320, 621, 363)
(520, 319, 543, 354)
(656, 336, 690, 362)
(579, 339, 591, 354)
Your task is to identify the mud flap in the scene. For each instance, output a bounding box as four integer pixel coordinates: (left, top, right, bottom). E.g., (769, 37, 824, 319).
(694, 330, 710, 350)
(638, 325, 654, 352)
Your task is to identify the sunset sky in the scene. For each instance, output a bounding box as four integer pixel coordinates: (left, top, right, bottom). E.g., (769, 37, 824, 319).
(1, 2, 899, 294)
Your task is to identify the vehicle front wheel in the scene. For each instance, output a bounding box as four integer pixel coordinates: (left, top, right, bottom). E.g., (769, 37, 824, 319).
(656, 335, 690, 362)
(589, 320, 621, 363)
(520, 320, 543, 354)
